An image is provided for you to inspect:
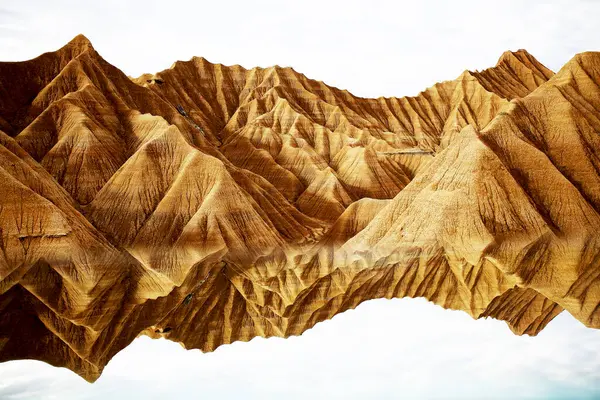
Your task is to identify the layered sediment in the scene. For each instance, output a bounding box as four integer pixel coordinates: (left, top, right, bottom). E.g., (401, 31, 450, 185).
(0, 35, 598, 381)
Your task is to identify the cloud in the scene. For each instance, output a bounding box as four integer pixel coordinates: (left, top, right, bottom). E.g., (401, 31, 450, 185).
(0, 0, 599, 96)
(0, 1, 599, 398)
(0, 7, 20, 19)
(0, 298, 599, 399)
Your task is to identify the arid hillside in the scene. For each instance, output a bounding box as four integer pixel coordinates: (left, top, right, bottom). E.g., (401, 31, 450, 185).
(0, 35, 598, 381)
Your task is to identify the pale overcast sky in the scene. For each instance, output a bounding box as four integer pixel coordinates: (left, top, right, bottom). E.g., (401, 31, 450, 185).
(0, 299, 599, 400)
(1, 1, 600, 399)
(1, 0, 599, 97)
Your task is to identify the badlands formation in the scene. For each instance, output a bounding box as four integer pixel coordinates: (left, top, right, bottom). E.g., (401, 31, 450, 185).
(0, 35, 599, 381)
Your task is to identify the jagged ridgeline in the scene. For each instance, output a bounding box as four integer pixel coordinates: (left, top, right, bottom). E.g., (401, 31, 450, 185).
(0, 34, 599, 381)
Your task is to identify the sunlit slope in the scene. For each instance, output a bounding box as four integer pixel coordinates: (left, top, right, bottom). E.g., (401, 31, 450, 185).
(1, 35, 597, 382)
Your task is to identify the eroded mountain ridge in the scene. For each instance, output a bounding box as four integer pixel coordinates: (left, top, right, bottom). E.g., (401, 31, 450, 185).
(0, 35, 598, 381)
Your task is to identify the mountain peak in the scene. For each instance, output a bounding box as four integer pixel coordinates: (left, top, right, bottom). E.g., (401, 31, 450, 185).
(69, 33, 92, 45)
(495, 49, 544, 72)
(496, 49, 554, 79)
(462, 49, 554, 99)
(59, 33, 94, 57)
(497, 49, 534, 64)
(564, 51, 600, 70)
(0, 38, 598, 382)
(549, 51, 600, 91)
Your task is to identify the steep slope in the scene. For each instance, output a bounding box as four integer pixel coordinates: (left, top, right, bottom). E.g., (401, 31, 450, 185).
(0, 129, 138, 380)
(471, 49, 555, 99)
(3, 36, 213, 205)
(0, 35, 597, 382)
(296, 167, 354, 222)
(345, 52, 600, 330)
(342, 126, 561, 333)
(0, 34, 93, 134)
(476, 52, 600, 326)
(142, 50, 553, 219)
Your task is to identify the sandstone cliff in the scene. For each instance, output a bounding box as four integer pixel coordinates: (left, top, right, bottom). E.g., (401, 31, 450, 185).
(0, 35, 598, 381)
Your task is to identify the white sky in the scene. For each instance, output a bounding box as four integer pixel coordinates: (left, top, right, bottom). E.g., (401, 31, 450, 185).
(0, 298, 599, 400)
(1, 0, 599, 97)
(1, 1, 600, 398)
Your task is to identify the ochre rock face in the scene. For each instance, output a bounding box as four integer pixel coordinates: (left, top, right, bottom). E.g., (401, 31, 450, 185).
(0, 35, 598, 381)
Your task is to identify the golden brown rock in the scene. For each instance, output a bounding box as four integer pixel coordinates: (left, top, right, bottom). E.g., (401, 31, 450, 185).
(0, 35, 598, 381)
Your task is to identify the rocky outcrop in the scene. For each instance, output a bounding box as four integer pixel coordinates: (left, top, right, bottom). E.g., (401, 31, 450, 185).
(0, 35, 598, 381)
